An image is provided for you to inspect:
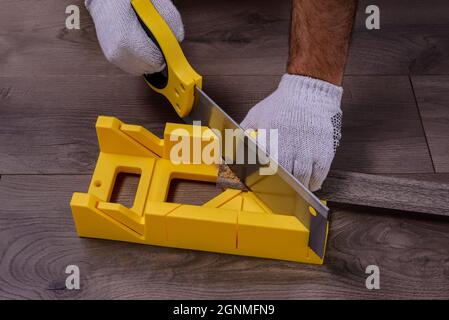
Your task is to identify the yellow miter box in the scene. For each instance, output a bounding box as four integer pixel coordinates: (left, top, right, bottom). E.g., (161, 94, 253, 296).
(70, 116, 327, 264)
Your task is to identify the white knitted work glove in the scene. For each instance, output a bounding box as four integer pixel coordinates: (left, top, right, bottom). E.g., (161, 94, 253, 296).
(241, 74, 343, 191)
(86, 0, 184, 75)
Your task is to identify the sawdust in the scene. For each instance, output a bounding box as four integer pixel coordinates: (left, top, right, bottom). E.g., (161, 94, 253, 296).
(217, 163, 247, 191)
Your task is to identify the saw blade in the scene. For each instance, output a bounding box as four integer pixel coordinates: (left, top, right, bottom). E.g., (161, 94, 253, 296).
(181, 86, 330, 258)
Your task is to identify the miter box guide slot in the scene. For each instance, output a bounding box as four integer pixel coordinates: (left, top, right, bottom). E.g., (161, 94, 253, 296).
(70, 116, 327, 264)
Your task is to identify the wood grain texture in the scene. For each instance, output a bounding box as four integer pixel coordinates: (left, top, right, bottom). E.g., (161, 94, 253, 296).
(1, 175, 449, 299)
(1, 0, 449, 300)
(346, 0, 449, 75)
(318, 171, 449, 217)
(390, 173, 449, 184)
(1, 0, 449, 76)
(0, 0, 114, 77)
(333, 76, 433, 173)
(0, 75, 432, 174)
(412, 76, 449, 173)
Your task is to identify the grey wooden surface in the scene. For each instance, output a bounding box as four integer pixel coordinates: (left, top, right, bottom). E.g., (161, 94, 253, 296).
(1, 0, 449, 299)
(319, 171, 449, 217)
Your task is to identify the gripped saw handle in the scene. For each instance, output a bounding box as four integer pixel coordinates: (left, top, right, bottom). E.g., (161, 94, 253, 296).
(131, 0, 202, 118)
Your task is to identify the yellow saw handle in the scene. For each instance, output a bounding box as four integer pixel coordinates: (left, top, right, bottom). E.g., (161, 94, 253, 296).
(131, 0, 202, 118)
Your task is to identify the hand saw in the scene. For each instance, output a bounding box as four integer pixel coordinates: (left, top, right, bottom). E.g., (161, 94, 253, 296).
(131, 0, 330, 258)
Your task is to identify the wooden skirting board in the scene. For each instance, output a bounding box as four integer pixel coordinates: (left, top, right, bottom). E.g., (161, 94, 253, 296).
(318, 171, 449, 217)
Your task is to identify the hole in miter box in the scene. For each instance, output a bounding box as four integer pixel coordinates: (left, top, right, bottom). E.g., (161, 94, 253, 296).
(110, 172, 141, 208)
(166, 179, 222, 206)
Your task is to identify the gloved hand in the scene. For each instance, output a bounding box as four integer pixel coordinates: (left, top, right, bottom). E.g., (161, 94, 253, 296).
(240, 74, 343, 191)
(86, 0, 184, 75)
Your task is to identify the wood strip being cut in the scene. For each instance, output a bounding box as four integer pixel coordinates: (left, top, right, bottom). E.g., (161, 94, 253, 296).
(318, 171, 449, 217)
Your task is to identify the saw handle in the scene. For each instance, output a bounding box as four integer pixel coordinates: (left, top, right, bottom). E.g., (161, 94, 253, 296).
(131, 0, 202, 118)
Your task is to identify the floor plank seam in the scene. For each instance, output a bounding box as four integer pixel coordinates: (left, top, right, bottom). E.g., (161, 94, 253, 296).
(409, 75, 437, 173)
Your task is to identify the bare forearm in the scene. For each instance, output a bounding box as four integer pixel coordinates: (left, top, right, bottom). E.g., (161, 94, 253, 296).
(287, 0, 357, 86)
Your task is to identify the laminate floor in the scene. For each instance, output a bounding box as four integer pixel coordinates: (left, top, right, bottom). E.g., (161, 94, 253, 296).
(1, 0, 448, 299)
